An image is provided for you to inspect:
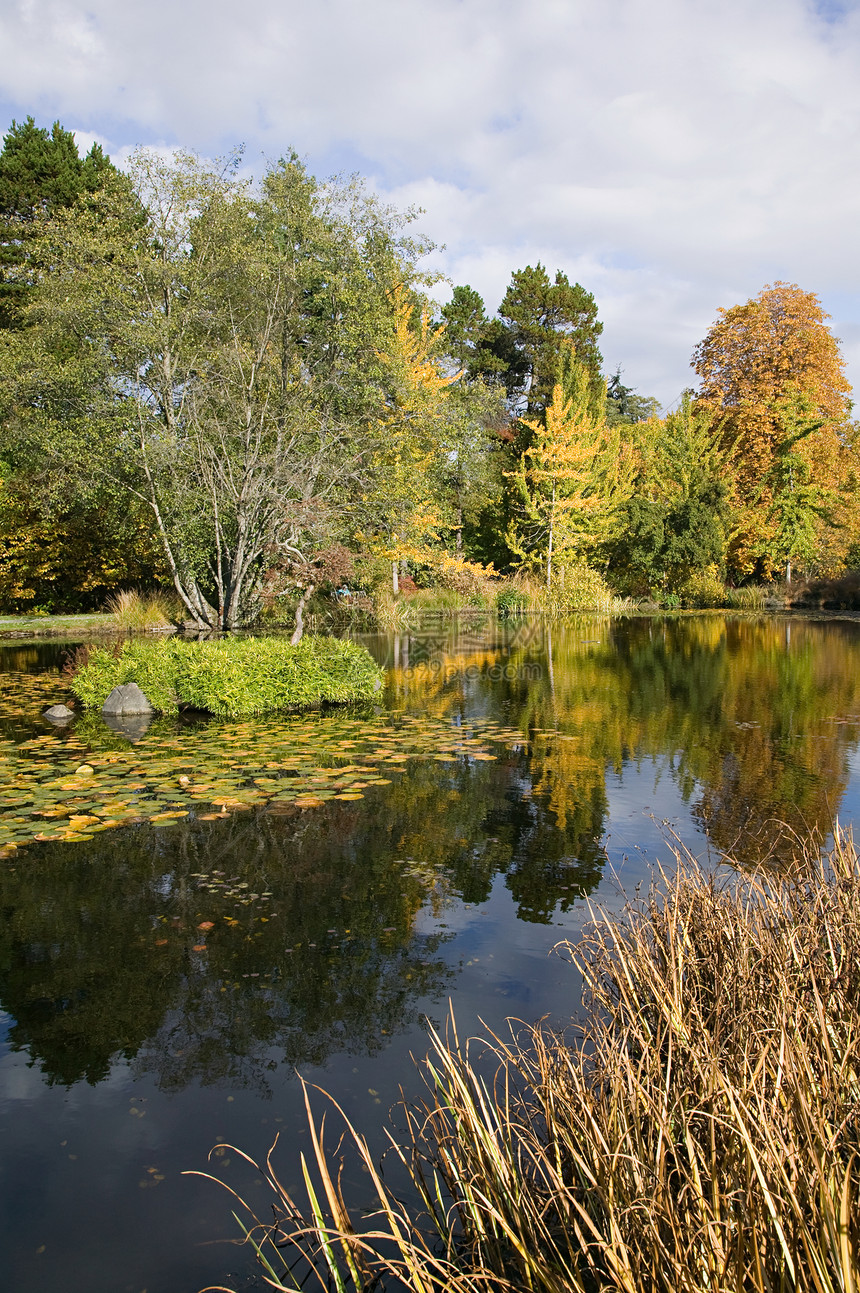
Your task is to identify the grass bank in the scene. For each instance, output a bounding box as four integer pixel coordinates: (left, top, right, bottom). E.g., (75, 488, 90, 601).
(70, 636, 382, 718)
(201, 830, 860, 1292)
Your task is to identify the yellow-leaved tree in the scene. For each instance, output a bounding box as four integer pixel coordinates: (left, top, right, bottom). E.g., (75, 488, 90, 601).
(363, 284, 461, 591)
(506, 348, 634, 586)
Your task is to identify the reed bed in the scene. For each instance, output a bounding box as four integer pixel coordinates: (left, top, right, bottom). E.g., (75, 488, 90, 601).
(194, 831, 860, 1293)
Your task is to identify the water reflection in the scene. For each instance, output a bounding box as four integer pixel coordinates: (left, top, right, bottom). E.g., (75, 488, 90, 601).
(3, 617, 860, 1293)
(380, 615, 860, 866)
(0, 749, 607, 1089)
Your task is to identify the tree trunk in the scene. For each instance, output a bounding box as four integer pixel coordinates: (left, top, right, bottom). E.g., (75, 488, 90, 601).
(786, 557, 792, 586)
(290, 584, 315, 645)
(392, 561, 399, 594)
(546, 484, 555, 590)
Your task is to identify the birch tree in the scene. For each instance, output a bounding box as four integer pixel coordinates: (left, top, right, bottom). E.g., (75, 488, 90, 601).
(3, 149, 429, 628)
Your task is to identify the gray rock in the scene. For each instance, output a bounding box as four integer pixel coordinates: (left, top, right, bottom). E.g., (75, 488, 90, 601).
(102, 682, 154, 716)
(43, 703, 74, 723)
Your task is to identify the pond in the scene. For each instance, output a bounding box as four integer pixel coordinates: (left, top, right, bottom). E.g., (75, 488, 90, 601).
(2, 614, 860, 1292)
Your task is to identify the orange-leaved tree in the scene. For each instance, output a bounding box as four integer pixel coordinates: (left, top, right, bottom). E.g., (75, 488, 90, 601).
(692, 283, 856, 579)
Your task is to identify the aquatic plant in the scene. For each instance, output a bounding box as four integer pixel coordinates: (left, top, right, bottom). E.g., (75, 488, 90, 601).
(197, 829, 860, 1292)
(69, 635, 383, 717)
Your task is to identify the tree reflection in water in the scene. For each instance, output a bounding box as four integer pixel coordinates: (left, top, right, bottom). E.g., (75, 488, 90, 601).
(2, 615, 860, 1092)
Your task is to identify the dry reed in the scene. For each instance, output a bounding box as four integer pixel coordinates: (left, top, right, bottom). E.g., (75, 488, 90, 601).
(191, 830, 860, 1292)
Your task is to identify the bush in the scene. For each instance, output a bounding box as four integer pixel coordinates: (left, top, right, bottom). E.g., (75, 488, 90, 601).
(497, 567, 633, 617)
(678, 564, 726, 608)
(70, 635, 382, 717)
(791, 571, 860, 610)
(205, 830, 860, 1293)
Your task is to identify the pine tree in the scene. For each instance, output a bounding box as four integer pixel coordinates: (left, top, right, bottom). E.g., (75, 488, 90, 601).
(497, 264, 603, 418)
(0, 116, 114, 328)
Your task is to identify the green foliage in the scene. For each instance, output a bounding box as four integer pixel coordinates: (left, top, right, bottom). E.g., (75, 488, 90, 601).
(606, 397, 733, 593)
(759, 389, 836, 582)
(604, 367, 661, 425)
(71, 636, 382, 717)
(677, 564, 728, 608)
(498, 263, 604, 416)
(0, 116, 116, 329)
(3, 145, 434, 630)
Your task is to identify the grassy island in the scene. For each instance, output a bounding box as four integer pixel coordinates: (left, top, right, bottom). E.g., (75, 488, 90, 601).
(70, 635, 383, 718)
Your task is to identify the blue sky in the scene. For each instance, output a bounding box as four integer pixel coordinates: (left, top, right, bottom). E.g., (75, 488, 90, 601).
(1, 0, 858, 408)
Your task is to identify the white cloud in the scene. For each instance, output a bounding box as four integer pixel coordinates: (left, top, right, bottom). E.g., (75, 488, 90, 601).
(2, 0, 859, 405)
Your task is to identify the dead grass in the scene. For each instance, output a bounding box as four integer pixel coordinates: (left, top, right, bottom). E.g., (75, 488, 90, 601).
(104, 588, 179, 631)
(192, 829, 860, 1292)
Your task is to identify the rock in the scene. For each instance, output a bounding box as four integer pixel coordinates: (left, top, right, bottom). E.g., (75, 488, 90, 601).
(43, 703, 74, 723)
(102, 682, 153, 716)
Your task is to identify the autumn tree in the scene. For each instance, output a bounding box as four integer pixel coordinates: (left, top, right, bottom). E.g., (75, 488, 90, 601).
(362, 284, 460, 591)
(692, 283, 855, 578)
(506, 348, 633, 584)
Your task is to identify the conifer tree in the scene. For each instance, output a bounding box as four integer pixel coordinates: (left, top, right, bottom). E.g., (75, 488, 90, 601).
(365, 284, 460, 590)
(0, 116, 114, 329)
(506, 347, 632, 585)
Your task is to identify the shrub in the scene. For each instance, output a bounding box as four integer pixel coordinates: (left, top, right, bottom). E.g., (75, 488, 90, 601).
(678, 563, 726, 608)
(791, 571, 860, 610)
(723, 583, 776, 610)
(498, 568, 633, 617)
(431, 554, 498, 598)
(70, 635, 382, 717)
(200, 830, 860, 1293)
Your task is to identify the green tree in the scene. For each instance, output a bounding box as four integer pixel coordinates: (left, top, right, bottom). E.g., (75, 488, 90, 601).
(2, 148, 431, 628)
(0, 116, 114, 329)
(496, 264, 603, 418)
(759, 390, 837, 584)
(605, 367, 661, 426)
(606, 396, 733, 592)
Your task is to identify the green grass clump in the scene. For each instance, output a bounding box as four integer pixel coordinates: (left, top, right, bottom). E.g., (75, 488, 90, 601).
(70, 635, 382, 717)
(201, 830, 860, 1292)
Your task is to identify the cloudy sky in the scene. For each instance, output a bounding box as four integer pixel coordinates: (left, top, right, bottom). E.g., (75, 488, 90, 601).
(1, 0, 858, 408)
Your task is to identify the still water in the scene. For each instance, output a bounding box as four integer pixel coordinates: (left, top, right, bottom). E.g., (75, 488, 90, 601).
(2, 615, 860, 1291)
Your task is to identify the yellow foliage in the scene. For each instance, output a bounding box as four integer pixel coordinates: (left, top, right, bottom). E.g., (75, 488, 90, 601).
(507, 359, 634, 583)
(365, 284, 461, 572)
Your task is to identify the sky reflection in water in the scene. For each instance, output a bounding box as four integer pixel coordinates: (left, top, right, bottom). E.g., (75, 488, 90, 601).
(2, 615, 860, 1292)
